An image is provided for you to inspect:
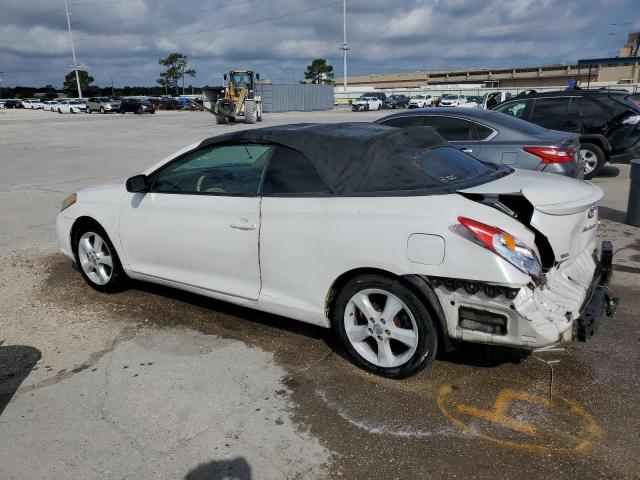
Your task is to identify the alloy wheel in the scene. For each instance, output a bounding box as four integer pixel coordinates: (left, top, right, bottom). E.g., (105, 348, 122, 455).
(343, 289, 419, 368)
(77, 231, 113, 285)
(580, 149, 598, 175)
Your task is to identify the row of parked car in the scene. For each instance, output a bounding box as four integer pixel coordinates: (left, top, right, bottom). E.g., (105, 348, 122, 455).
(355, 88, 640, 180)
(351, 91, 512, 111)
(3, 97, 156, 114)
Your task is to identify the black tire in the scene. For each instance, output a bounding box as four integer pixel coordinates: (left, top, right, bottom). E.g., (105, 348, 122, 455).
(73, 221, 128, 293)
(100, 107, 105, 114)
(215, 115, 229, 125)
(580, 143, 606, 180)
(135, 107, 142, 114)
(87, 108, 92, 114)
(244, 100, 257, 124)
(333, 274, 438, 378)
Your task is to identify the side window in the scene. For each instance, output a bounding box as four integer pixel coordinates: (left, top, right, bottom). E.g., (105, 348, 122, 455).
(530, 98, 570, 122)
(420, 116, 477, 141)
(151, 144, 272, 195)
(379, 116, 424, 128)
(474, 123, 495, 140)
(262, 146, 329, 195)
(573, 97, 608, 128)
(496, 100, 528, 118)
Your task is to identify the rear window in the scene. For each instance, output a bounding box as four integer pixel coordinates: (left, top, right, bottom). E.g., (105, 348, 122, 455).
(412, 147, 495, 185)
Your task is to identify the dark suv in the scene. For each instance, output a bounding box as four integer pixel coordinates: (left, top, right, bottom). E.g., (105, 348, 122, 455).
(119, 98, 155, 114)
(491, 89, 640, 178)
(383, 95, 409, 109)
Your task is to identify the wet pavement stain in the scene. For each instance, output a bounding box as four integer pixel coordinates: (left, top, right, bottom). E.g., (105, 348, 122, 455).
(38, 252, 640, 479)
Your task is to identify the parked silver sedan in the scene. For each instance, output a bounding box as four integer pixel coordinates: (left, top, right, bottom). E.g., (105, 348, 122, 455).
(87, 97, 120, 113)
(377, 108, 583, 178)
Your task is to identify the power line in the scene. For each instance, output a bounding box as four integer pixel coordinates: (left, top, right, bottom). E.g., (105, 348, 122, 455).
(74, 1, 343, 41)
(74, 0, 255, 26)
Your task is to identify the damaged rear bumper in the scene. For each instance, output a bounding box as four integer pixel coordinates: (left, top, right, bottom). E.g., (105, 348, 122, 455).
(430, 240, 618, 349)
(576, 240, 618, 341)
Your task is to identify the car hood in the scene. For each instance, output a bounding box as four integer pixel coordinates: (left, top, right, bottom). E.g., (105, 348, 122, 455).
(460, 169, 602, 215)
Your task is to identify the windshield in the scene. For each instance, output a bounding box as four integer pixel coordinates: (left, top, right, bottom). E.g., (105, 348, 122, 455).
(414, 95, 425, 99)
(231, 73, 252, 87)
(443, 95, 458, 100)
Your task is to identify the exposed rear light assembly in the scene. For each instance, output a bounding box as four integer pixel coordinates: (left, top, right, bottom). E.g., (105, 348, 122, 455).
(522, 146, 574, 164)
(455, 217, 543, 284)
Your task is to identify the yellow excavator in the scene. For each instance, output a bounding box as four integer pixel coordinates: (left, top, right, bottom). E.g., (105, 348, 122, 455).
(205, 70, 263, 124)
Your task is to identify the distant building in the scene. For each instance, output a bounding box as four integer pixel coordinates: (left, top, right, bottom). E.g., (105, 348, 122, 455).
(335, 35, 640, 90)
(335, 58, 640, 90)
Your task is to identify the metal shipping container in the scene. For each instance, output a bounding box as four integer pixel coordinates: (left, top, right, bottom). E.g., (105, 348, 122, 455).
(256, 84, 334, 113)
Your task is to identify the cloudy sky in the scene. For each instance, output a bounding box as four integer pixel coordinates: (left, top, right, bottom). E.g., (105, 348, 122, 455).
(0, 0, 637, 88)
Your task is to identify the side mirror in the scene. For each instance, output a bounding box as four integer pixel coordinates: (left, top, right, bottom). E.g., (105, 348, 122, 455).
(223, 74, 227, 81)
(256, 73, 260, 80)
(126, 174, 149, 193)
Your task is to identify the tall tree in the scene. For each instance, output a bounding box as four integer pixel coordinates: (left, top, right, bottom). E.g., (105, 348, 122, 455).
(157, 52, 196, 95)
(303, 58, 334, 84)
(63, 70, 94, 97)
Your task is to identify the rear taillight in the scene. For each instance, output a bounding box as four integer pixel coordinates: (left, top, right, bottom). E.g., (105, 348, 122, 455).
(456, 217, 542, 284)
(522, 146, 574, 164)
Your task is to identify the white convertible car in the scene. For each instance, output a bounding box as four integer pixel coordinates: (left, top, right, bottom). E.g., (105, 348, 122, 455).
(56, 123, 617, 377)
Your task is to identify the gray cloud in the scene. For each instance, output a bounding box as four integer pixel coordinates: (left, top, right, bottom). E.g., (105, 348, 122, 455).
(0, 0, 637, 87)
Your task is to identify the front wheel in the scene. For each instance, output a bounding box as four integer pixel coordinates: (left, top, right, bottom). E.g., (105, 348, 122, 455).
(333, 274, 438, 378)
(74, 223, 127, 293)
(580, 143, 606, 180)
(100, 107, 105, 114)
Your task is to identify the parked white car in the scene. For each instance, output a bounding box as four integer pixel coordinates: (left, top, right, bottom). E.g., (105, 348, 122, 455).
(56, 100, 85, 114)
(408, 95, 433, 108)
(56, 123, 616, 378)
(43, 100, 59, 111)
(439, 94, 466, 107)
(351, 96, 383, 111)
(459, 96, 482, 108)
(22, 99, 44, 109)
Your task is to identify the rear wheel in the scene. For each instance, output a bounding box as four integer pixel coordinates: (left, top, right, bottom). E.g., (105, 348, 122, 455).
(74, 223, 127, 293)
(580, 143, 606, 180)
(333, 274, 438, 378)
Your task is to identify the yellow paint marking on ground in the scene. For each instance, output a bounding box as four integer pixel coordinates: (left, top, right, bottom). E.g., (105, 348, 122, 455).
(456, 388, 550, 436)
(436, 383, 603, 454)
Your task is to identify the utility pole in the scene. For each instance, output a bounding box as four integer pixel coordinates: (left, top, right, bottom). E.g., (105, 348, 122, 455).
(339, 0, 350, 92)
(111, 77, 114, 96)
(182, 65, 185, 95)
(64, 0, 82, 98)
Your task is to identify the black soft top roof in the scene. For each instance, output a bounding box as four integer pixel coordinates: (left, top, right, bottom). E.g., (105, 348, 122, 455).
(202, 122, 448, 194)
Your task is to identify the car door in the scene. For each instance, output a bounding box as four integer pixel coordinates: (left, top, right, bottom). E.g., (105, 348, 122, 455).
(118, 143, 272, 300)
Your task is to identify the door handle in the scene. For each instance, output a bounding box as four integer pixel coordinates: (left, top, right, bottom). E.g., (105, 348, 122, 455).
(461, 148, 473, 153)
(230, 218, 257, 230)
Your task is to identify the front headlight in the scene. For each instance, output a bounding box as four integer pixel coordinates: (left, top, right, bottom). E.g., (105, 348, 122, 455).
(61, 193, 77, 212)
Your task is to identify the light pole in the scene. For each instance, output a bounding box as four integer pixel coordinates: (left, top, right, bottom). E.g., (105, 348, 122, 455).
(339, 0, 350, 92)
(64, 0, 82, 98)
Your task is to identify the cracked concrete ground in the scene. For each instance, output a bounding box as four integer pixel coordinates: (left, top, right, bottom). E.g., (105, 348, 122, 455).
(1, 109, 639, 479)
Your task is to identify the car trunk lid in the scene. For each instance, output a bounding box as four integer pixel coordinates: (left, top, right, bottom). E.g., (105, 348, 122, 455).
(459, 169, 602, 264)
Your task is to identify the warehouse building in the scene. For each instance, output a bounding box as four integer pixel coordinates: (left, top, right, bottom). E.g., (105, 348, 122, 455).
(334, 56, 640, 90)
